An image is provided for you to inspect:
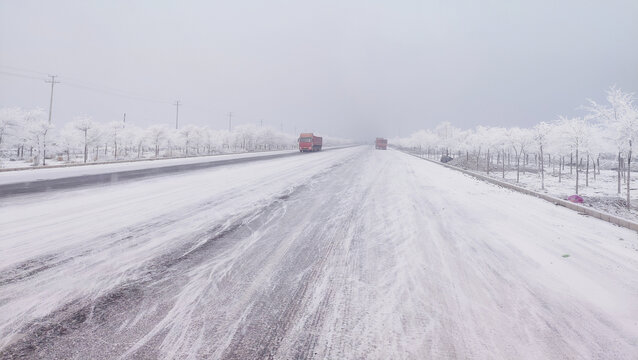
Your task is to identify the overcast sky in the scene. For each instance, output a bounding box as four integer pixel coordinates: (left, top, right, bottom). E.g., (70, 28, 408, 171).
(1, 0, 637, 139)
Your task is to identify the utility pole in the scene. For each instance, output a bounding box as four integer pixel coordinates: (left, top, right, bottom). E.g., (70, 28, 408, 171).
(123, 113, 126, 128)
(45, 75, 59, 125)
(260, 119, 263, 127)
(174, 101, 180, 129)
(228, 112, 233, 132)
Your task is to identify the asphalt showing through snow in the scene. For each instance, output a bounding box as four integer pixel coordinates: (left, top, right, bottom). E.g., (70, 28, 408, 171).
(1, 146, 637, 359)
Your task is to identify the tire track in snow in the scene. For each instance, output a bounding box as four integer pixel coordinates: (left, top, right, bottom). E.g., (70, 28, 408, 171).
(0, 151, 359, 359)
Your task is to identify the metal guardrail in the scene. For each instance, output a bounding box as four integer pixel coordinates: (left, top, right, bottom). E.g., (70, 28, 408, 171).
(399, 148, 638, 232)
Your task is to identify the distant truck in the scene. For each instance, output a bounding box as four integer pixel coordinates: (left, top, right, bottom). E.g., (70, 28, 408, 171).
(298, 133, 323, 152)
(375, 138, 388, 150)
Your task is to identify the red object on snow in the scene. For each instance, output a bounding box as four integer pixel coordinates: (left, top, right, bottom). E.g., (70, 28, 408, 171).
(568, 195, 584, 203)
(298, 133, 322, 152)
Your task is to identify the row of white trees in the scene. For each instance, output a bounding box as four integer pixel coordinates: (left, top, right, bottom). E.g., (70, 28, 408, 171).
(392, 87, 638, 208)
(0, 110, 341, 166)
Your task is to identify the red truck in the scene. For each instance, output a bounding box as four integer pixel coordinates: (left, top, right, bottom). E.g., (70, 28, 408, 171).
(298, 133, 323, 152)
(375, 138, 388, 150)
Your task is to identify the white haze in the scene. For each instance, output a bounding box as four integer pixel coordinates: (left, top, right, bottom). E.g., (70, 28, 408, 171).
(1, 0, 637, 140)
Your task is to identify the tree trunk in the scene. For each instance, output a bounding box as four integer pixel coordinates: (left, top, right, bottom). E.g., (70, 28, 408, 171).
(42, 133, 47, 166)
(516, 154, 520, 183)
(502, 150, 505, 178)
(83, 131, 88, 163)
(586, 153, 589, 187)
(559, 156, 562, 183)
(597, 155, 600, 175)
(627, 140, 631, 209)
(540, 145, 545, 190)
(618, 152, 622, 194)
(486, 149, 490, 175)
(570, 152, 573, 174)
(575, 148, 579, 194)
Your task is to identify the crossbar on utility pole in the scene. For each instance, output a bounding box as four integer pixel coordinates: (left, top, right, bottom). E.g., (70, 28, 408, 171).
(174, 101, 181, 129)
(45, 75, 59, 125)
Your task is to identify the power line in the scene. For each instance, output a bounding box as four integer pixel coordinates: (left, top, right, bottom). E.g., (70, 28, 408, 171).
(0, 70, 45, 81)
(62, 80, 171, 104)
(0, 64, 49, 76)
(1, 64, 171, 105)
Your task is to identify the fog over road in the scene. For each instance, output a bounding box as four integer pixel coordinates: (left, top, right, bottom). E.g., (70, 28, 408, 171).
(1, 147, 637, 359)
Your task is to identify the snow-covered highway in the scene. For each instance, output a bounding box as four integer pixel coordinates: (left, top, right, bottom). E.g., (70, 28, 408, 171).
(1, 146, 637, 359)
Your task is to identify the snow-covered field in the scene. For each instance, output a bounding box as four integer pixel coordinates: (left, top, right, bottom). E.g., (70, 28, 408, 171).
(427, 152, 638, 223)
(1, 146, 637, 359)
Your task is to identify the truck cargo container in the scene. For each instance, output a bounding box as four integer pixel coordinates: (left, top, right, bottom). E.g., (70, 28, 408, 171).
(298, 133, 323, 152)
(375, 138, 388, 150)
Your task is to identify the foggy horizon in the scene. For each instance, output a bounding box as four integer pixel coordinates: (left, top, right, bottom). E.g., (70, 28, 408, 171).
(2, 0, 637, 140)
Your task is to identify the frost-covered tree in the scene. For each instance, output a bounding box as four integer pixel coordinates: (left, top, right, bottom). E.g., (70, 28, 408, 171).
(122, 126, 145, 158)
(106, 121, 124, 160)
(506, 128, 532, 183)
(147, 125, 168, 157)
(21, 109, 50, 165)
(435, 122, 459, 157)
(72, 116, 99, 163)
(485, 127, 506, 177)
(0, 108, 21, 151)
(556, 116, 594, 195)
(533, 122, 552, 190)
(179, 125, 197, 155)
(588, 87, 638, 206)
(26, 116, 53, 166)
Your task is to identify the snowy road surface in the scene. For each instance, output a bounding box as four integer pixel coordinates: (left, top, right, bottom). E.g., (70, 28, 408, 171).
(0, 148, 337, 197)
(1, 146, 637, 359)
